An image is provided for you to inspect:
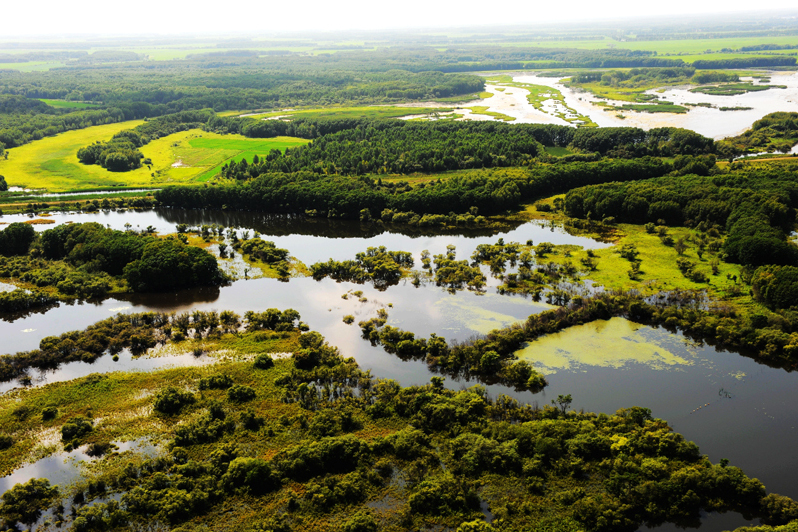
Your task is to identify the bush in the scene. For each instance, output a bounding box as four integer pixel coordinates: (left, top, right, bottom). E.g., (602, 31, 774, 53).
(153, 387, 195, 415)
(227, 385, 256, 402)
(341, 511, 378, 532)
(61, 416, 93, 443)
(198, 373, 233, 390)
(0, 434, 13, 450)
(253, 353, 275, 370)
(41, 407, 58, 421)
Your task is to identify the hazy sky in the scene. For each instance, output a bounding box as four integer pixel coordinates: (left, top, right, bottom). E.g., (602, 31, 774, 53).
(3, 0, 798, 37)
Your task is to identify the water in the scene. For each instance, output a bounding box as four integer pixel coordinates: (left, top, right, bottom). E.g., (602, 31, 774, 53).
(2, 213, 797, 531)
(472, 72, 798, 140)
(520, 318, 798, 500)
(0, 438, 158, 494)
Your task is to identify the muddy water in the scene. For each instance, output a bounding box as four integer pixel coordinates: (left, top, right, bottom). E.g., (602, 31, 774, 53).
(2, 212, 798, 530)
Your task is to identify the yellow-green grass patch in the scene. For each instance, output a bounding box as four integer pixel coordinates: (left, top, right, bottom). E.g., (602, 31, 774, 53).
(0, 125, 308, 192)
(466, 106, 516, 121)
(39, 99, 100, 109)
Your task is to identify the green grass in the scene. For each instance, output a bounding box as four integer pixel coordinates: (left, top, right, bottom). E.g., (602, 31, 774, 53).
(486, 78, 597, 127)
(544, 147, 574, 157)
(0, 61, 65, 72)
(690, 83, 787, 96)
(39, 99, 100, 109)
(607, 102, 689, 114)
(466, 106, 516, 121)
(0, 123, 308, 192)
(189, 136, 310, 181)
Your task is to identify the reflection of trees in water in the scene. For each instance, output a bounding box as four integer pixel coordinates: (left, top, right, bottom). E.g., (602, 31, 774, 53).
(117, 285, 222, 308)
(155, 208, 522, 239)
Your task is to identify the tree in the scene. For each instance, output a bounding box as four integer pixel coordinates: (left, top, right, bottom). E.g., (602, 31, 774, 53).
(552, 394, 573, 414)
(0, 478, 59, 528)
(0, 174, 7, 192)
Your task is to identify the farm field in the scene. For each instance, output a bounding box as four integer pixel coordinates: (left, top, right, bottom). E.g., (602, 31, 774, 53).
(0, 123, 309, 192)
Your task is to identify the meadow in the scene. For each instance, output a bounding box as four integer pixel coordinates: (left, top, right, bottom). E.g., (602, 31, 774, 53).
(0, 123, 308, 192)
(38, 99, 99, 109)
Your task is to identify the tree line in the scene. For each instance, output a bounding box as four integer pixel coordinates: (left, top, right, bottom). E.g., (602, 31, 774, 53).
(564, 161, 798, 269)
(156, 157, 673, 220)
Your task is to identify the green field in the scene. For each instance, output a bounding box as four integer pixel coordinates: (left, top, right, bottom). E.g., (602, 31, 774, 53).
(187, 136, 311, 181)
(39, 99, 100, 109)
(0, 61, 65, 72)
(0, 122, 309, 192)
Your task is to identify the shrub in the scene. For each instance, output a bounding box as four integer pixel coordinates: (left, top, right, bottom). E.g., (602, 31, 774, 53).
(227, 385, 256, 403)
(153, 387, 196, 415)
(253, 353, 275, 369)
(61, 416, 93, 443)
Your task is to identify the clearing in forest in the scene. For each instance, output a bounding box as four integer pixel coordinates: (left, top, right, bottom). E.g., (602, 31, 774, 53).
(0, 123, 308, 192)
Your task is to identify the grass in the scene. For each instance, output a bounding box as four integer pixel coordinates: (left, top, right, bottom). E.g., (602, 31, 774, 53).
(466, 106, 516, 121)
(544, 147, 574, 157)
(0, 123, 308, 192)
(39, 99, 100, 109)
(605, 102, 689, 114)
(0, 61, 65, 72)
(690, 83, 787, 96)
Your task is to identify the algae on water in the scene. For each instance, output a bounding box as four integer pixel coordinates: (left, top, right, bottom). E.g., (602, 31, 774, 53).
(517, 317, 694, 373)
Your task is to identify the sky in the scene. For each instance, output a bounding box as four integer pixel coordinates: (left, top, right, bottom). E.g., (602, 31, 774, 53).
(2, 0, 798, 37)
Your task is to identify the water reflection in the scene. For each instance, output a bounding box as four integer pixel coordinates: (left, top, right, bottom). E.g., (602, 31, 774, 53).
(520, 318, 798, 500)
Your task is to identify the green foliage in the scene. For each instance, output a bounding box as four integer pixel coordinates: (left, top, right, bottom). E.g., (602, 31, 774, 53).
(0, 222, 36, 256)
(153, 387, 196, 415)
(157, 157, 672, 219)
(123, 238, 226, 292)
(253, 353, 275, 369)
(311, 246, 413, 287)
(752, 265, 798, 309)
(61, 415, 93, 443)
(227, 384, 257, 402)
(0, 478, 59, 527)
(341, 511, 379, 532)
(719, 112, 798, 155)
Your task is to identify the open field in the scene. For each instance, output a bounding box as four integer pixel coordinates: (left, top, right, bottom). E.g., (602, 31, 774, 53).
(0, 61, 65, 71)
(0, 122, 309, 192)
(39, 99, 100, 109)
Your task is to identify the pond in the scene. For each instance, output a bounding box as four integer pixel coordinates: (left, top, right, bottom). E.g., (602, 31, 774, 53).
(1, 211, 796, 532)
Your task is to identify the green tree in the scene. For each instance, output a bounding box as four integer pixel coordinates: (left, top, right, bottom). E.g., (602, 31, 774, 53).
(552, 394, 573, 414)
(0, 478, 59, 528)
